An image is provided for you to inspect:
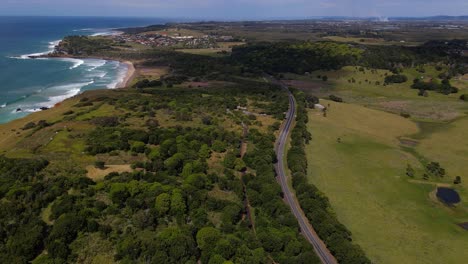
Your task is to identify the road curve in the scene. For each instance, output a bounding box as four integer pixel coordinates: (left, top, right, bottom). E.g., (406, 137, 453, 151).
(273, 79, 338, 264)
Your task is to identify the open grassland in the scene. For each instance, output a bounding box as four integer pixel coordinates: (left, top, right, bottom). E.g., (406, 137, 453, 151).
(323, 36, 420, 46)
(176, 42, 246, 57)
(142, 27, 205, 37)
(306, 100, 468, 264)
(415, 117, 468, 205)
(285, 65, 468, 121)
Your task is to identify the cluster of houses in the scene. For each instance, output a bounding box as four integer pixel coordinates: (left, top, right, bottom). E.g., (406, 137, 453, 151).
(113, 33, 234, 49)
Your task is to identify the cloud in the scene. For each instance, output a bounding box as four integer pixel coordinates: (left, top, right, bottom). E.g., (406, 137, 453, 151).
(320, 1, 337, 8)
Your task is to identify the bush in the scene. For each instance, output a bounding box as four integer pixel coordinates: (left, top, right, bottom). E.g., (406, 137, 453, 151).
(91, 116, 120, 127)
(400, 112, 411, 118)
(384, 74, 408, 84)
(134, 79, 163, 89)
(460, 94, 468, 101)
(95, 161, 106, 169)
(418, 89, 429, 97)
(22, 122, 36, 130)
(131, 141, 146, 153)
(329, 95, 343, 103)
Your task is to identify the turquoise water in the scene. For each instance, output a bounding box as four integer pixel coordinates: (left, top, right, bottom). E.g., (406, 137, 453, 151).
(0, 16, 166, 123)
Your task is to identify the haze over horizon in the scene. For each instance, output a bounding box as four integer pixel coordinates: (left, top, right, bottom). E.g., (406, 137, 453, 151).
(2, 0, 468, 20)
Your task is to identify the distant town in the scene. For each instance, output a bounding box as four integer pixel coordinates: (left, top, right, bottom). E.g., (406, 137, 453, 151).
(113, 31, 236, 49)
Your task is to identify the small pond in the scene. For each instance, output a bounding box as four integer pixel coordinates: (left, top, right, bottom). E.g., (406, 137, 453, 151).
(436, 187, 461, 205)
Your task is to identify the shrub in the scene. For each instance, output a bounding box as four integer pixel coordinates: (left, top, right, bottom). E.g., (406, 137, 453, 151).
(130, 141, 146, 153)
(91, 116, 120, 127)
(384, 74, 408, 84)
(400, 112, 411, 118)
(95, 161, 106, 169)
(22, 122, 36, 130)
(329, 94, 343, 103)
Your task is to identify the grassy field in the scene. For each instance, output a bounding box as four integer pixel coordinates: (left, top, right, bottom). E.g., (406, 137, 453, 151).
(142, 27, 205, 38)
(305, 99, 468, 263)
(176, 42, 245, 57)
(323, 36, 420, 46)
(285, 65, 468, 121)
(415, 117, 468, 203)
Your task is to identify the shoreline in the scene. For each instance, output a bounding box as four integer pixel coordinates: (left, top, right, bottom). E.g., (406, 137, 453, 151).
(43, 55, 137, 89)
(43, 53, 136, 89)
(0, 55, 137, 125)
(117, 61, 136, 88)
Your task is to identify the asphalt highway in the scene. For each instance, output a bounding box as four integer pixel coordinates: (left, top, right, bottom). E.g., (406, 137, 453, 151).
(274, 79, 338, 264)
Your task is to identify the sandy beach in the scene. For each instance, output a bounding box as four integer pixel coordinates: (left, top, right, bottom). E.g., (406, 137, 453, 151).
(117, 61, 136, 88)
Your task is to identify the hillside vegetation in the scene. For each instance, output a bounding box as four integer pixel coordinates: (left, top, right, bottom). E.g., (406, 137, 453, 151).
(0, 79, 323, 263)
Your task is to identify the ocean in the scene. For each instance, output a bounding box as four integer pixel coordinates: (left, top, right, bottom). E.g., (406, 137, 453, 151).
(0, 16, 167, 124)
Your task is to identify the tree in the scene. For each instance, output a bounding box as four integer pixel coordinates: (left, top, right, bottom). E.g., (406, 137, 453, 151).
(329, 95, 343, 103)
(208, 254, 226, 264)
(423, 173, 429, 180)
(47, 240, 69, 260)
(454, 176, 462, 185)
(131, 141, 146, 153)
(109, 183, 130, 205)
(234, 158, 247, 172)
(196, 227, 222, 251)
(212, 140, 227, 152)
(384, 74, 408, 84)
(223, 151, 237, 169)
(154, 227, 198, 263)
(426, 161, 445, 177)
(199, 144, 211, 159)
(5, 220, 46, 262)
(258, 229, 284, 252)
(155, 193, 171, 216)
(202, 116, 213, 125)
(181, 163, 194, 178)
(170, 189, 186, 216)
(94, 161, 106, 169)
(406, 164, 415, 178)
(164, 153, 185, 172)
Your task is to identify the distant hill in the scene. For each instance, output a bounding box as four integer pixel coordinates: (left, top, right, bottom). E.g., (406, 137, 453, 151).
(390, 16, 468, 21)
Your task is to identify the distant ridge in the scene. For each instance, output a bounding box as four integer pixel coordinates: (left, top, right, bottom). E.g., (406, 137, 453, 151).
(390, 16, 468, 21)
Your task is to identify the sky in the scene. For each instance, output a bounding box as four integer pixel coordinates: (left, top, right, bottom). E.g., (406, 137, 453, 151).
(1, 0, 468, 19)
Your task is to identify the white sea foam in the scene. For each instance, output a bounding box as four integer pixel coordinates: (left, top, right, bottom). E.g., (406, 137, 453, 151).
(90, 30, 123, 37)
(39, 81, 94, 109)
(41, 88, 82, 107)
(39, 81, 93, 108)
(9, 39, 61, 60)
(0, 103, 6, 108)
(107, 65, 127, 89)
(85, 59, 107, 71)
(8, 81, 95, 114)
(87, 71, 107, 79)
(68, 59, 85, 69)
